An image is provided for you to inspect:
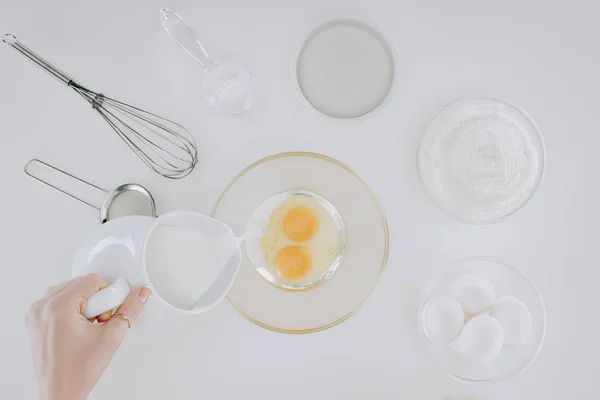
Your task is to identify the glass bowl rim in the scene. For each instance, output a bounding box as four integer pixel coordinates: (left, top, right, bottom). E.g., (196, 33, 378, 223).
(416, 97, 547, 224)
(290, 15, 399, 122)
(211, 151, 390, 334)
(416, 256, 547, 385)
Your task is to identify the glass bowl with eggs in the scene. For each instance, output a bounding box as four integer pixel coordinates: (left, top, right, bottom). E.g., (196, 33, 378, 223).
(417, 257, 546, 384)
(212, 152, 389, 333)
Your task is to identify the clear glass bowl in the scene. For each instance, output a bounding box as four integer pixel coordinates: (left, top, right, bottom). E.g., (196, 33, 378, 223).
(211, 152, 389, 333)
(291, 17, 397, 120)
(417, 98, 546, 224)
(245, 189, 347, 291)
(417, 257, 546, 385)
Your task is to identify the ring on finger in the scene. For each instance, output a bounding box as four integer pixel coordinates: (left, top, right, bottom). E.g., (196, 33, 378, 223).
(112, 313, 131, 329)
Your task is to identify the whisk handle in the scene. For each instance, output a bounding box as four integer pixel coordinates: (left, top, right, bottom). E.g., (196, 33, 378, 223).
(3, 34, 73, 85)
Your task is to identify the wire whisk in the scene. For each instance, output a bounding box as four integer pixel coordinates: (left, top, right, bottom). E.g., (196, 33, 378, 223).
(3, 34, 198, 179)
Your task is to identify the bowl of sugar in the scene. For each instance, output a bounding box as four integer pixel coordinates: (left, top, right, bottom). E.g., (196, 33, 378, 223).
(292, 18, 396, 120)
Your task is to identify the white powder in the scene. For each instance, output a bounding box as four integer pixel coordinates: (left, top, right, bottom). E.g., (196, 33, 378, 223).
(296, 20, 394, 119)
(418, 99, 544, 222)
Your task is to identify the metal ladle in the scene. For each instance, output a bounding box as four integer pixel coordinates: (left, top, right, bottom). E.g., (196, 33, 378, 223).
(25, 159, 156, 224)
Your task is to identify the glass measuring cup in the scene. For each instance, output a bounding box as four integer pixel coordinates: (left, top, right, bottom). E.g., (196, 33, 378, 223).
(160, 9, 253, 115)
(73, 212, 242, 324)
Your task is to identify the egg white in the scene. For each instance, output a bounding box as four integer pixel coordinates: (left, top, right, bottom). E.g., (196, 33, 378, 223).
(245, 191, 344, 289)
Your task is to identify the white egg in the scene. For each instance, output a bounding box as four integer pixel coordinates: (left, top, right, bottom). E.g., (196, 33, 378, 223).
(453, 315, 504, 364)
(490, 296, 532, 346)
(451, 274, 496, 315)
(423, 296, 465, 343)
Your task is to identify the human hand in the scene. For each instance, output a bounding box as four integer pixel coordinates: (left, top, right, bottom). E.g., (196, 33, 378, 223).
(26, 274, 152, 400)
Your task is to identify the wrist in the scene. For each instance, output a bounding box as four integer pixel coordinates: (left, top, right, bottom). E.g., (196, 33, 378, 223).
(39, 382, 87, 400)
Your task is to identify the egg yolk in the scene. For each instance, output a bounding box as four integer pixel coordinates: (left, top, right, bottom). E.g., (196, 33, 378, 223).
(275, 246, 312, 281)
(282, 207, 319, 242)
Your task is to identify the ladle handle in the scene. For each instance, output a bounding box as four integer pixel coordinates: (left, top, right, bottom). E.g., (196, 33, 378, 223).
(160, 9, 212, 69)
(83, 278, 131, 319)
(24, 159, 108, 212)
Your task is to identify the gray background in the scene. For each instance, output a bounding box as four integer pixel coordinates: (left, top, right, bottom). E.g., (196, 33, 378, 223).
(0, 0, 595, 398)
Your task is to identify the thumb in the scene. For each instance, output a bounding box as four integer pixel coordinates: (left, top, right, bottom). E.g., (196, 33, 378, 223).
(105, 286, 152, 337)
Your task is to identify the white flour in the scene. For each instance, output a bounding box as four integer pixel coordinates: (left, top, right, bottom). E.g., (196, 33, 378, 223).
(296, 20, 394, 119)
(419, 100, 543, 222)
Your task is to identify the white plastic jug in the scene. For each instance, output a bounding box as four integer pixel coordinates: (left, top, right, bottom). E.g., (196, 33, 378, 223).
(71, 211, 242, 325)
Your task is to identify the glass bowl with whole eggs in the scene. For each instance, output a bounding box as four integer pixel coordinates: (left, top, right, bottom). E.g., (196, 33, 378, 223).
(212, 152, 389, 334)
(417, 257, 546, 384)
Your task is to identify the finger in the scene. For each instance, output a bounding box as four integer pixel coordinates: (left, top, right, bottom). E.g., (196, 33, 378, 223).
(45, 278, 78, 297)
(61, 273, 106, 300)
(57, 274, 107, 314)
(105, 286, 152, 339)
(95, 310, 113, 323)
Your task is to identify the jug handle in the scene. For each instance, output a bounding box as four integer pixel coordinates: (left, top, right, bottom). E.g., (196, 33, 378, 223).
(82, 278, 131, 319)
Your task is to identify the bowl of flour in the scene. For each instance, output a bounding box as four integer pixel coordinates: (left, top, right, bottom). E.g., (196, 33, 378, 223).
(418, 98, 545, 223)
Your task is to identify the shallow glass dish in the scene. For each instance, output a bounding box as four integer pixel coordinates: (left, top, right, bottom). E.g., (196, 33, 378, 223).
(292, 17, 397, 120)
(245, 189, 346, 291)
(212, 152, 389, 333)
(417, 257, 546, 385)
(417, 98, 546, 224)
